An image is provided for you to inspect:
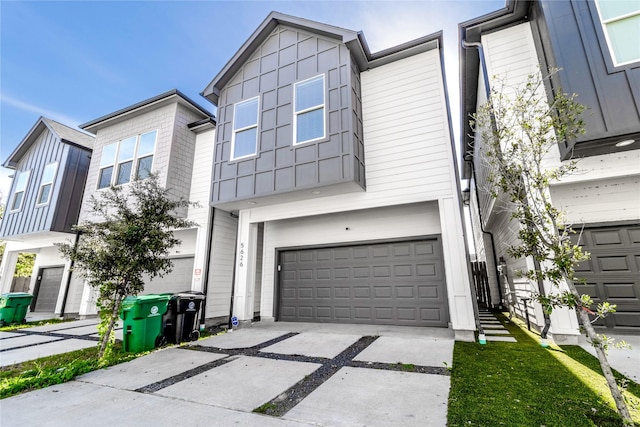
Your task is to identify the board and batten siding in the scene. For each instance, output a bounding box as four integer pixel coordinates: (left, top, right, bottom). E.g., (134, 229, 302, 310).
(258, 202, 442, 319)
(0, 128, 67, 238)
(244, 49, 456, 225)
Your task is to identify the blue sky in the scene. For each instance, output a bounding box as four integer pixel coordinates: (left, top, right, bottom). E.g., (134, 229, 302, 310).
(0, 0, 504, 202)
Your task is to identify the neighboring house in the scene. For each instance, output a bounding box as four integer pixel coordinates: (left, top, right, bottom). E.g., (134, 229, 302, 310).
(74, 90, 238, 322)
(0, 117, 94, 314)
(201, 12, 476, 339)
(460, 0, 640, 339)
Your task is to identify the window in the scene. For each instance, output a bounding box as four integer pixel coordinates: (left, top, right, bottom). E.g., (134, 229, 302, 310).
(97, 130, 157, 189)
(36, 162, 58, 205)
(231, 97, 259, 160)
(595, 0, 640, 65)
(294, 75, 325, 144)
(10, 170, 30, 211)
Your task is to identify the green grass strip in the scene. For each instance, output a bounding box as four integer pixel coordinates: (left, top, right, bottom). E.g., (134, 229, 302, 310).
(1, 343, 147, 399)
(448, 313, 640, 427)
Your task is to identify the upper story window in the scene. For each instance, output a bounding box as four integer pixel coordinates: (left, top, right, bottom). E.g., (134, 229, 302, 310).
(36, 162, 58, 205)
(10, 170, 30, 211)
(231, 97, 259, 160)
(294, 75, 325, 145)
(98, 130, 157, 189)
(595, 0, 640, 66)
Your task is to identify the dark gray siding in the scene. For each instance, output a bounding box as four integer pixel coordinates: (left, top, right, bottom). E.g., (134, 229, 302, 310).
(0, 129, 65, 238)
(50, 145, 91, 233)
(211, 24, 365, 205)
(532, 0, 640, 158)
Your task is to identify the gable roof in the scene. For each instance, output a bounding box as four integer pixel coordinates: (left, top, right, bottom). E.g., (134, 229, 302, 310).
(202, 11, 442, 105)
(3, 117, 95, 169)
(80, 89, 214, 133)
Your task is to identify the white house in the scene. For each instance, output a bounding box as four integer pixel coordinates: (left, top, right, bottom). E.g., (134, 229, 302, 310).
(460, 0, 640, 339)
(201, 12, 477, 339)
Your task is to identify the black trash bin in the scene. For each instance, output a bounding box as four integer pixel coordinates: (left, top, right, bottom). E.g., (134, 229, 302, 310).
(162, 291, 205, 344)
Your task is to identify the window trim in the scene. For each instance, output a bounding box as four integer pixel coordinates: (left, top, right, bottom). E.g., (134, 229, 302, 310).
(35, 162, 58, 206)
(293, 74, 326, 146)
(594, 0, 640, 67)
(97, 130, 157, 190)
(230, 96, 260, 161)
(10, 170, 31, 212)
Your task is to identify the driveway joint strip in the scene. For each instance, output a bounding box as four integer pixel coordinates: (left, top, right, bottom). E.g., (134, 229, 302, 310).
(134, 357, 238, 393)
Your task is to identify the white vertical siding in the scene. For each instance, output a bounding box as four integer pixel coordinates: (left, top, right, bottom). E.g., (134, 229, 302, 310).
(259, 202, 442, 319)
(188, 128, 215, 293)
(206, 210, 238, 319)
(188, 129, 215, 225)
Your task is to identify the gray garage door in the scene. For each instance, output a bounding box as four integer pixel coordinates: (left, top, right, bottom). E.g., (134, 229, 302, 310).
(33, 267, 64, 312)
(279, 239, 449, 327)
(143, 257, 195, 295)
(575, 225, 640, 330)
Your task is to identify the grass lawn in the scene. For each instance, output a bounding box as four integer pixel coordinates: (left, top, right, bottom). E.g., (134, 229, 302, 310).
(448, 313, 640, 427)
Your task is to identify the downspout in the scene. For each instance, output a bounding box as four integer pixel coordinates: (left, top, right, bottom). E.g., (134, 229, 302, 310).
(59, 230, 80, 318)
(199, 207, 216, 329)
(462, 38, 504, 309)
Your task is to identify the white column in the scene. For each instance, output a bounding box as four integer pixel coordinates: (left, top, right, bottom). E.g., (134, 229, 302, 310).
(0, 248, 19, 293)
(439, 196, 476, 340)
(232, 210, 258, 323)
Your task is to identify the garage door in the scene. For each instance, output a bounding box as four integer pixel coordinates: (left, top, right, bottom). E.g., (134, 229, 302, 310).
(143, 257, 194, 295)
(33, 267, 64, 312)
(574, 225, 640, 330)
(278, 239, 449, 327)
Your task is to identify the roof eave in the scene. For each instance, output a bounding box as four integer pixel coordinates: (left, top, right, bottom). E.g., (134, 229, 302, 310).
(2, 117, 53, 169)
(81, 89, 214, 133)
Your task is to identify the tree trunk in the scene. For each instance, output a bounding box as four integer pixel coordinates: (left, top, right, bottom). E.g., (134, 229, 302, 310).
(564, 274, 633, 425)
(98, 293, 124, 360)
(575, 308, 633, 425)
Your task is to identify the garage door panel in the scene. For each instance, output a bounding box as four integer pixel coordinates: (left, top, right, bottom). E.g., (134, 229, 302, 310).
(605, 283, 638, 299)
(34, 267, 64, 312)
(576, 225, 640, 331)
(278, 239, 448, 327)
(613, 313, 640, 328)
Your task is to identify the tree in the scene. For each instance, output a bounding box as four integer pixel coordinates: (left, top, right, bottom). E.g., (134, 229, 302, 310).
(58, 175, 194, 360)
(472, 70, 634, 425)
(14, 253, 35, 277)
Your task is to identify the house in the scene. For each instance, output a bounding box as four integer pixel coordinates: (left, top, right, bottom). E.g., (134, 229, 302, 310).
(74, 90, 238, 323)
(0, 117, 94, 314)
(201, 12, 476, 339)
(460, 0, 640, 339)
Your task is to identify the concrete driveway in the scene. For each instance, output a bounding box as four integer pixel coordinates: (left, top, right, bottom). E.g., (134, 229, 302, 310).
(1, 322, 455, 427)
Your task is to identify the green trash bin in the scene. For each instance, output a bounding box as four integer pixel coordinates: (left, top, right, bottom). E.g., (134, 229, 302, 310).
(120, 294, 170, 352)
(0, 293, 34, 326)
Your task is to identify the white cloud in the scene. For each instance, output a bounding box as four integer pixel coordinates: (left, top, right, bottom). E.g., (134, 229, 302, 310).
(0, 93, 81, 126)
